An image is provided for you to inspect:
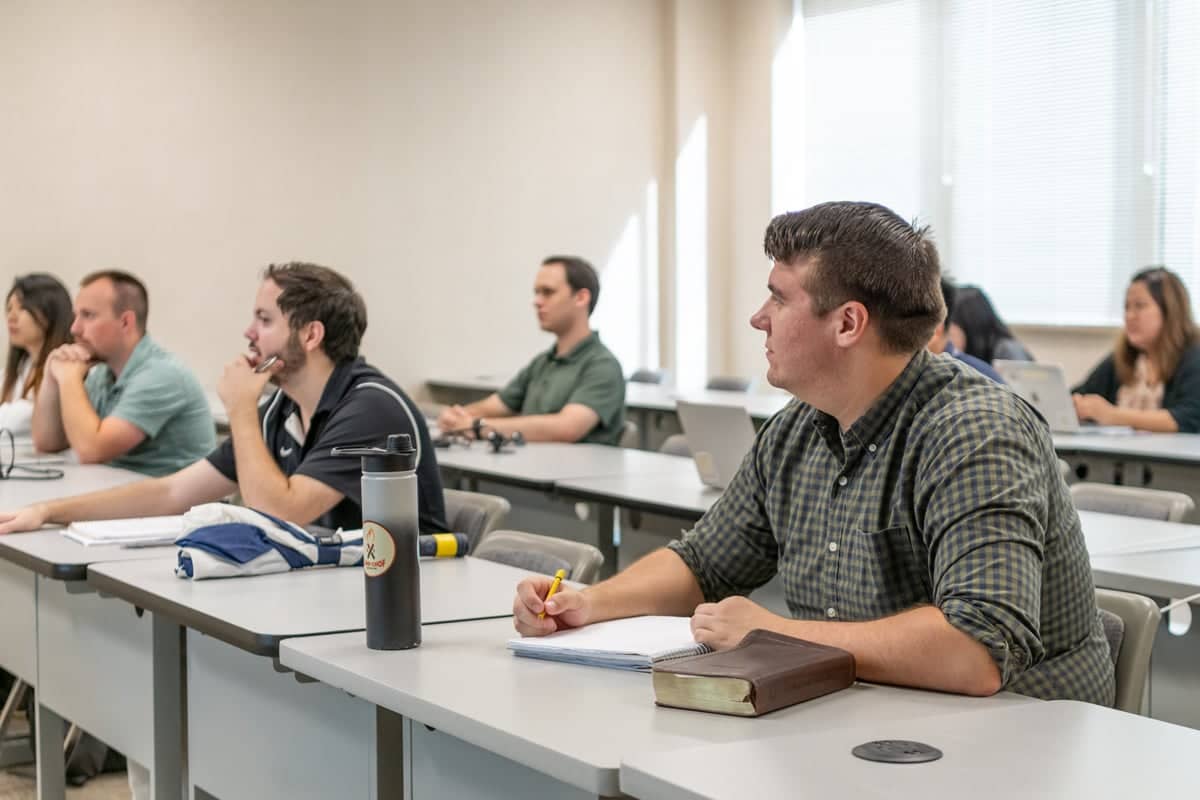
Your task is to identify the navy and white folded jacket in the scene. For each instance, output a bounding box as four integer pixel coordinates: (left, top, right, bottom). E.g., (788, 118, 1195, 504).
(175, 504, 362, 580)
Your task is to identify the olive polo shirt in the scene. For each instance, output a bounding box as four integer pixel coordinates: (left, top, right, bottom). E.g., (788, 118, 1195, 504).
(497, 332, 625, 445)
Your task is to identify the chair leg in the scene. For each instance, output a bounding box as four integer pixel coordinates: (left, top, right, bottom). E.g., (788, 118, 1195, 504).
(0, 679, 29, 744)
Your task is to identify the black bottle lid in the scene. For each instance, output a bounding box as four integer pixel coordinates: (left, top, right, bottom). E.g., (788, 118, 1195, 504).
(331, 433, 417, 472)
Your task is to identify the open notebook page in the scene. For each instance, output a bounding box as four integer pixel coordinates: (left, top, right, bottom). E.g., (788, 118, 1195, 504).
(62, 515, 186, 547)
(508, 615, 711, 671)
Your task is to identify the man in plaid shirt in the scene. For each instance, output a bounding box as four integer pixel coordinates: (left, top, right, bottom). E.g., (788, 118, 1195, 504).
(514, 201, 1113, 703)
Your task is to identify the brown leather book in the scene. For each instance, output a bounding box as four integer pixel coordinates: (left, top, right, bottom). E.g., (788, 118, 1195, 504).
(652, 629, 856, 717)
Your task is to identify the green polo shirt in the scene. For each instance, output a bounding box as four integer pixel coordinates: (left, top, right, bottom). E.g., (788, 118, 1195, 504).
(497, 332, 625, 445)
(84, 335, 216, 477)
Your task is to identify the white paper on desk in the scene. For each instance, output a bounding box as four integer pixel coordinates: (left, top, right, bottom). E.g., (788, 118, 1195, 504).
(507, 615, 710, 671)
(62, 515, 185, 548)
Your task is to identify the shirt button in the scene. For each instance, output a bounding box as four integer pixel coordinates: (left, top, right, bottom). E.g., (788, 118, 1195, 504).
(837, 476, 848, 487)
(826, 607, 838, 619)
(867, 443, 877, 453)
(828, 541, 838, 553)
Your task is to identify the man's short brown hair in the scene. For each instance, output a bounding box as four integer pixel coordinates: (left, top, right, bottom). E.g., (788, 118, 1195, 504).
(763, 202, 944, 354)
(263, 262, 367, 362)
(80, 270, 149, 333)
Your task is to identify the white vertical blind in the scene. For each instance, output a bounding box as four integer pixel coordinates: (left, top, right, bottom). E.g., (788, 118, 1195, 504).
(772, 0, 1200, 326)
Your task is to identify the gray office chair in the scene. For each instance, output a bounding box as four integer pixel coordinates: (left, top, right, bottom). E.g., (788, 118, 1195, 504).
(1057, 458, 1072, 482)
(1095, 588, 1161, 714)
(705, 375, 753, 392)
(628, 368, 668, 385)
(618, 419, 640, 449)
(443, 489, 512, 551)
(472, 530, 605, 585)
(660, 434, 691, 457)
(1070, 483, 1195, 522)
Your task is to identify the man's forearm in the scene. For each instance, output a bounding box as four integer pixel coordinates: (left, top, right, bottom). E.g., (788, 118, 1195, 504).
(484, 413, 587, 443)
(226, 405, 292, 512)
(30, 378, 68, 452)
(584, 549, 706, 622)
(57, 378, 106, 457)
(460, 393, 513, 423)
(39, 477, 178, 526)
(780, 605, 1002, 696)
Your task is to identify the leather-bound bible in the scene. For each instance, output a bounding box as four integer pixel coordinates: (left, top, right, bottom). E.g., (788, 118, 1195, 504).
(652, 629, 856, 717)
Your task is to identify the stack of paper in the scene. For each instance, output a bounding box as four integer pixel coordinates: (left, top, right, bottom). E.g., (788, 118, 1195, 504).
(507, 616, 711, 671)
(62, 516, 185, 548)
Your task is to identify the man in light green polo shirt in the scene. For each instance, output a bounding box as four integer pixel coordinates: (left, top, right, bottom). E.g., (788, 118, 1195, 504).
(31, 270, 214, 476)
(438, 255, 625, 445)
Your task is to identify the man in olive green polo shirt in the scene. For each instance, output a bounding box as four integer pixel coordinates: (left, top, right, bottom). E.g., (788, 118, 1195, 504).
(437, 255, 625, 445)
(31, 270, 215, 476)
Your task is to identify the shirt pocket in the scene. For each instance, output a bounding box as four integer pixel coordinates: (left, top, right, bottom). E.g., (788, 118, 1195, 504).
(843, 525, 930, 618)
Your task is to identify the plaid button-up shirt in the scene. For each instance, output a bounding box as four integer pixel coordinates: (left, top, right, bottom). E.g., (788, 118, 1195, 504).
(669, 349, 1114, 704)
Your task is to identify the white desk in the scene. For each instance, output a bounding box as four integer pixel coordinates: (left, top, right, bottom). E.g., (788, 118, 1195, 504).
(620, 700, 1200, 800)
(280, 617, 1034, 799)
(437, 443, 696, 572)
(86, 556, 536, 800)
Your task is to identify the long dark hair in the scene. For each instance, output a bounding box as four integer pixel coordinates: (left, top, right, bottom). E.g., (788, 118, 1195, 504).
(3, 274, 74, 404)
(949, 286, 1026, 364)
(1115, 266, 1197, 385)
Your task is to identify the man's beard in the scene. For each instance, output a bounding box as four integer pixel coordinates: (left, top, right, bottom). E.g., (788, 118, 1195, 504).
(270, 331, 308, 384)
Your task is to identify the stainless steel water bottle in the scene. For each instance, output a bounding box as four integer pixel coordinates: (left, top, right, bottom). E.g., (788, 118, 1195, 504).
(332, 433, 421, 650)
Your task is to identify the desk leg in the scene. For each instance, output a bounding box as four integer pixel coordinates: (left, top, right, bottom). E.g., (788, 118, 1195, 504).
(34, 702, 65, 800)
(595, 503, 617, 578)
(151, 616, 185, 800)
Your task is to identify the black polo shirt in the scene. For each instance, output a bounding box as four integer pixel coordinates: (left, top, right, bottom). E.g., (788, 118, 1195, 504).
(206, 358, 447, 533)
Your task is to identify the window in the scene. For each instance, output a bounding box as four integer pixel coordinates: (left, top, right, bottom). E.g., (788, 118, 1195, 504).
(772, 0, 1200, 325)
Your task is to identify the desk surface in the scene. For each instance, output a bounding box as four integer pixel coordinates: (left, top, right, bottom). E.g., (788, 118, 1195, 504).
(1091, 548, 1200, 598)
(280, 617, 1033, 797)
(1053, 431, 1200, 464)
(87, 556, 532, 657)
(620, 699, 1200, 800)
(556, 466, 721, 519)
(0, 462, 140, 509)
(0, 529, 172, 581)
(435, 442, 694, 489)
(624, 382, 791, 421)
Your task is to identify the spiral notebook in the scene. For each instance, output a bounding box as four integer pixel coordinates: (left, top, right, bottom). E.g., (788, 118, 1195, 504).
(507, 615, 711, 671)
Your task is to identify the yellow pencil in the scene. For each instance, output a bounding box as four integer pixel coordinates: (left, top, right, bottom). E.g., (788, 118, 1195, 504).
(537, 568, 567, 620)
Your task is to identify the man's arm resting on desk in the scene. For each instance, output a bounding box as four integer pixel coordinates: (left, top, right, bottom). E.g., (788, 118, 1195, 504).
(55, 376, 147, 463)
(225, 404, 343, 524)
(690, 599, 1002, 697)
(437, 394, 514, 433)
(0, 459, 237, 534)
(514, 548, 706, 634)
(481, 403, 599, 443)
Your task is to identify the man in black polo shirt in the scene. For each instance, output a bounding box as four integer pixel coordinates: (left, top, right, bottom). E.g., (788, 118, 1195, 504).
(0, 262, 447, 535)
(437, 255, 626, 445)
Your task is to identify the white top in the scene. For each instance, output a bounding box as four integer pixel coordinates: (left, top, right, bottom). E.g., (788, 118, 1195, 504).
(0, 359, 34, 436)
(620, 700, 1200, 800)
(279, 617, 1034, 797)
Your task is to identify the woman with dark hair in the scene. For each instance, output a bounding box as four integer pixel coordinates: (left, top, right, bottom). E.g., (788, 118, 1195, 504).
(948, 286, 1034, 364)
(1073, 267, 1200, 433)
(1, 273, 74, 435)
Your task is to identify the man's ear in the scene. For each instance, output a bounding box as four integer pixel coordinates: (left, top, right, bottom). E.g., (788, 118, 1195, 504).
(301, 320, 326, 353)
(574, 288, 592, 313)
(833, 301, 870, 348)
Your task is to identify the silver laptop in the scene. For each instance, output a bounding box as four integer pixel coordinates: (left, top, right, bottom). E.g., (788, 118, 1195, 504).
(675, 400, 757, 489)
(994, 361, 1131, 434)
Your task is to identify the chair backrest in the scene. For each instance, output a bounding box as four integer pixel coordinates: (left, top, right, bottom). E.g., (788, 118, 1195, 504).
(617, 419, 640, 449)
(629, 368, 668, 385)
(1070, 483, 1195, 522)
(705, 375, 753, 392)
(659, 433, 692, 457)
(1095, 588, 1161, 714)
(472, 530, 605, 585)
(443, 489, 512, 551)
(1057, 458, 1072, 482)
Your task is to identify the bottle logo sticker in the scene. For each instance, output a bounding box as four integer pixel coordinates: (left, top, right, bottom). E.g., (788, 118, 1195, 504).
(362, 521, 395, 577)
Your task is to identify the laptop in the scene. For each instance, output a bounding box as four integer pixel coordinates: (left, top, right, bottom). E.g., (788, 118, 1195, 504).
(994, 361, 1132, 435)
(675, 400, 758, 489)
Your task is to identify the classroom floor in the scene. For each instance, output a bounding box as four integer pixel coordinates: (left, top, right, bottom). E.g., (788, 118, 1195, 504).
(0, 769, 129, 800)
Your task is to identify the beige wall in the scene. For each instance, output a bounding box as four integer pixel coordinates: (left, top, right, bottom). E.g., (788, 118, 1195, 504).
(0, 0, 1115, 395)
(0, 0, 665, 397)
